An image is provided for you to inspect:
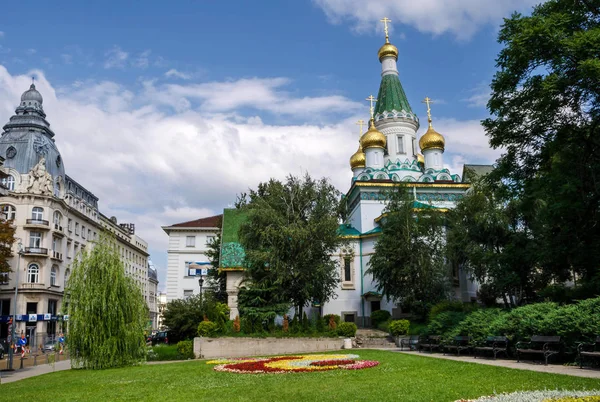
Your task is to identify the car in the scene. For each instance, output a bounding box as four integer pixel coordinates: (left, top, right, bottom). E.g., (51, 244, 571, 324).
(152, 330, 179, 345)
(43, 340, 58, 352)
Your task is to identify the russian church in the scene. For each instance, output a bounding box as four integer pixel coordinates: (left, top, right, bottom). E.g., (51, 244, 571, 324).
(217, 21, 489, 324)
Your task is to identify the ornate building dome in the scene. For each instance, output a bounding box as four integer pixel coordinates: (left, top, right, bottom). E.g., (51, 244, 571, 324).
(349, 144, 366, 169)
(419, 125, 445, 152)
(361, 120, 387, 149)
(378, 42, 398, 61)
(21, 83, 43, 105)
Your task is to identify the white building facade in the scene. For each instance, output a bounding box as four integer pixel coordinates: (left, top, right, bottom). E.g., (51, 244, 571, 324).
(0, 84, 155, 347)
(162, 215, 221, 301)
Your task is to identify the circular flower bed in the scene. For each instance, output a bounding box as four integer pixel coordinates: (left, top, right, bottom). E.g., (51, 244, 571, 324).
(455, 389, 600, 402)
(206, 354, 379, 374)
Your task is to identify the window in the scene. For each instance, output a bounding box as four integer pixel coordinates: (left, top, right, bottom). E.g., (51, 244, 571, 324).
(50, 265, 58, 286)
(1, 175, 15, 191)
(93, 231, 97, 240)
(52, 237, 60, 252)
(75, 222, 79, 235)
(206, 235, 215, 245)
(30, 231, 42, 248)
(0, 271, 8, 284)
(54, 181, 60, 197)
(53, 211, 62, 226)
(1, 204, 16, 220)
(412, 138, 417, 156)
(371, 300, 381, 312)
(82, 225, 86, 238)
(88, 229, 91, 239)
(27, 263, 40, 283)
(32, 207, 43, 221)
(343, 313, 356, 323)
(396, 135, 405, 154)
(66, 241, 72, 258)
(186, 236, 195, 247)
(68, 218, 72, 232)
(26, 302, 38, 315)
(64, 268, 71, 286)
(344, 258, 352, 282)
(183, 290, 194, 298)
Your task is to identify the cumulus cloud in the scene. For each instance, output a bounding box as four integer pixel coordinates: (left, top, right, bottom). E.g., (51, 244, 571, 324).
(314, 0, 538, 40)
(104, 46, 129, 69)
(0, 66, 496, 288)
(463, 84, 491, 108)
(165, 69, 191, 80)
(132, 50, 151, 68)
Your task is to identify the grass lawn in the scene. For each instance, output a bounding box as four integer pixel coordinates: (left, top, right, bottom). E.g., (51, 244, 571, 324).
(3, 350, 599, 401)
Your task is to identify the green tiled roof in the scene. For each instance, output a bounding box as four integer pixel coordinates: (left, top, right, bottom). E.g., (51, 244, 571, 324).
(362, 226, 382, 236)
(375, 74, 414, 116)
(220, 208, 248, 269)
(337, 224, 361, 237)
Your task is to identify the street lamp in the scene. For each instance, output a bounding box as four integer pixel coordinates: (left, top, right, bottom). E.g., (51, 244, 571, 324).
(8, 240, 23, 370)
(198, 277, 204, 293)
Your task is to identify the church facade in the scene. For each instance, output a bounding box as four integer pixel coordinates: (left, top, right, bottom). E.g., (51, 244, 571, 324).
(0, 83, 156, 346)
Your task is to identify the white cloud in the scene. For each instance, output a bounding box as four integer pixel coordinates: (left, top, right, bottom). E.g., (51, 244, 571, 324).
(132, 50, 151, 68)
(104, 46, 129, 69)
(0, 66, 497, 288)
(314, 0, 538, 40)
(165, 69, 191, 80)
(25, 49, 36, 55)
(463, 84, 491, 108)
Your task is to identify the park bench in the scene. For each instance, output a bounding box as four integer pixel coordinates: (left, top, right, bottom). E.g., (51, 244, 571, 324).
(578, 336, 600, 369)
(473, 336, 509, 360)
(443, 336, 472, 356)
(400, 335, 420, 351)
(516, 335, 562, 365)
(418, 335, 442, 353)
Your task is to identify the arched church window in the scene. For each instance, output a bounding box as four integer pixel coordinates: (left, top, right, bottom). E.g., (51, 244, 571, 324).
(27, 263, 39, 283)
(1, 175, 15, 191)
(54, 180, 61, 197)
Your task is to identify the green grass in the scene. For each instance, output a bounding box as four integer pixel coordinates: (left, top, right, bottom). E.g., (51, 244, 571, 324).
(3, 350, 600, 401)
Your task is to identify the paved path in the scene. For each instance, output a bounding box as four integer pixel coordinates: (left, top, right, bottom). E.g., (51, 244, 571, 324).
(392, 350, 600, 379)
(0, 359, 72, 384)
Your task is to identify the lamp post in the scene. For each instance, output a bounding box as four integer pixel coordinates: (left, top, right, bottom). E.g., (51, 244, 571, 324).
(198, 277, 204, 294)
(8, 240, 23, 370)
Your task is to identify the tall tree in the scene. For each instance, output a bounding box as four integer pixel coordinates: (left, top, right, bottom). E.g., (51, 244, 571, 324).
(65, 234, 147, 369)
(0, 217, 16, 275)
(367, 187, 451, 319)
(484, 0, 600, 285)
(238, 174, 342, 316)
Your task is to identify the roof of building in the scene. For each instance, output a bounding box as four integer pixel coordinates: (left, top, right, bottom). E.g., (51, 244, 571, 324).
(170, 214, 223, 228)
(220, 208, 247, 269)
(337, 223, 361, 237)
(374, 74, 418, 121)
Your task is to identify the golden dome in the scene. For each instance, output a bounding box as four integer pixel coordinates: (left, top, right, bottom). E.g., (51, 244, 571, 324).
(361, 121, 386, 149)
(350, 144, 366, 169)
(419, 125, 445, 152)
(417, 154, 424, 164)
(378, 42, 398, 61)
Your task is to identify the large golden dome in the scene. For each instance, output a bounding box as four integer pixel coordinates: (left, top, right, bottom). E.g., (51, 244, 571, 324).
(378, 42, 398, 61)
(361, 121, 386, 150)
(349, 144, 366, 169)
(417, 153, 424, 164)
(419, 125, 445, 152)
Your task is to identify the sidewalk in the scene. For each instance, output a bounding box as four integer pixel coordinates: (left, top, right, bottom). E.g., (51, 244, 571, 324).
(393, 350, 600, 379)
(0, 359, 71, 384)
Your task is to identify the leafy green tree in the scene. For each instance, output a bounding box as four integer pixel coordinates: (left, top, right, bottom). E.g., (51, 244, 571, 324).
(205, 229, 227, 303)
(238, 174, 342, 316)
(484, 0, 600, 285)
(0, 217, 16, 275)
(162, 292, 224, 340)
(237, 273, 290, 332)
(65, 234, 147, 369)
(367, 187, 451, 319)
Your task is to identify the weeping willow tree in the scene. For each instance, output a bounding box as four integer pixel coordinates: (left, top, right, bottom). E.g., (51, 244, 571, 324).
(65, 233, 147, 369)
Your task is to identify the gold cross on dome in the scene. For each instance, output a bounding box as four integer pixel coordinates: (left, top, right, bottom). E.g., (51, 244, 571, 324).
(422, 96, 434, 127)
(380, 17, 392, 42)
(355, 119, 365, 135)
(366, 95, 377, 120)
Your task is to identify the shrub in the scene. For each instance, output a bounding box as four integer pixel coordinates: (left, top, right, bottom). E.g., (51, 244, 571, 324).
(315, 315, 326, 333)
(429, 300, 476, 322)
(447, 309, 506, 343)
(370, 310, 391, 328)
(337, 322, 357, 337)
(425, 311, 468, 339)
(302, 312, 310, 332)
(147, 345, 180, 361)
(488, 302, 557, 342)
(377, 320, 391, 333)
(324, 314, 340, 326)
(233, 315, 241, 333)
(197, 321, 219, 337)
(389, 320, 410, 336)
(282, 315, 289, 332)
(176, 340, 194, 359)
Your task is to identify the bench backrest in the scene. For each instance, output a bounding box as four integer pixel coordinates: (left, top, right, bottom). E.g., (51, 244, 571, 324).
(486, 336, 508, 343)
(531, 335, 561, 343)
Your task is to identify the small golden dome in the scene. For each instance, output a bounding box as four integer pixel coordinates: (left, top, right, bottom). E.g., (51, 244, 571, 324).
(361, 121, 386, 150)
(378, 42, 398, 61)
(419, 125, 445, 152)
(350, 144, 366, 169)
(417, 154, 424, 164)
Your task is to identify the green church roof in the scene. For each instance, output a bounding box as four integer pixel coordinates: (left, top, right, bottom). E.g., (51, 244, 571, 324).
(374, 74, 418, 122)
(220, 208, 248, 269)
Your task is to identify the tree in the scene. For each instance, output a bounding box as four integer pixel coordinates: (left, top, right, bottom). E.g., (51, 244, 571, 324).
(484, 0, 600, 285)
(65, 234, 147, 369)
(205, 229, 227, 303)
(367, 187, 451, 319)
(0, 217, 16, 275)
(238, 174, 342, 316)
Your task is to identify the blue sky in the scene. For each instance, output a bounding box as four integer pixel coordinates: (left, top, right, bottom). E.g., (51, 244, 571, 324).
(0, 0, 539, 289)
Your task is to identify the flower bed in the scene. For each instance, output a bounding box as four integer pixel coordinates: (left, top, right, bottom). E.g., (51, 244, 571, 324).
(206, 354, 379, 374)
(455, 390, 600, 402)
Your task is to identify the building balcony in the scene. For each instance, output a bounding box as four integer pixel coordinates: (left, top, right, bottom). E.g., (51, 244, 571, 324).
(53, 223, 65, 237)
(23, 247, 48, 257)
(24, 219, 50, 230)
(19, 282, 47, 291)
(51, 250, 63, 261)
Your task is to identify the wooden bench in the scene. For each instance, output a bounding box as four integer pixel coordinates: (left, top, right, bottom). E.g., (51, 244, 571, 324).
(473, 336, 509, 360)
(516, 335, 562, 365)
(578, 336, 600, 369)
(400, 335, 420, 351)
(418, 335, 442, 353)
(443, 336, 472, 356)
